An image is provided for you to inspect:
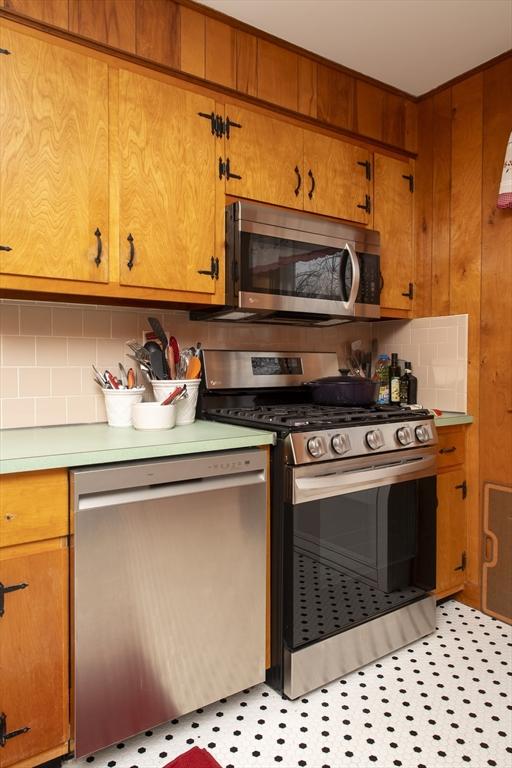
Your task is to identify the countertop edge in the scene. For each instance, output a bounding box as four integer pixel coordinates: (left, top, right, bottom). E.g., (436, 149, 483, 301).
(0, 432, 275, 475)
(434, 414, 474, 427)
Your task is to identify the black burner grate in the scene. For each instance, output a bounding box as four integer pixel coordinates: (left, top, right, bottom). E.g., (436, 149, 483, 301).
(207, 403, 432, 430)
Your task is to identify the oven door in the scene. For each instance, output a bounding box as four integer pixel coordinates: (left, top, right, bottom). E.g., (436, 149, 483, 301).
(283, 448, 437, 651)
(235, 216, 360, 318)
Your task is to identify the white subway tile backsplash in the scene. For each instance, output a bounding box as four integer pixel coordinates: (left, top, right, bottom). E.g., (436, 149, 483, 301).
(1, 398, 35, 429)
(376, 313, 468, 412)
(2, 335, 36, 366)
(0, 303, 20, 335)
(67, 337, 96, 366)
(0, 368, 18, 398)
(35, 397, 67, 427)
(20, 305, 52, 336)
(51, 367, 82, 396)
(19, 367, 51, 397)
(36, 336, 68, 367)
(0, 299, 469, 428)
(67, 395, 97, 424)
(84, 309, 111, 338)
(52, 306, 84, 337)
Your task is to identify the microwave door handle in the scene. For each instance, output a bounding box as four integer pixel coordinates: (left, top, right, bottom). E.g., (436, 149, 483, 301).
(340, 242, 360, 311)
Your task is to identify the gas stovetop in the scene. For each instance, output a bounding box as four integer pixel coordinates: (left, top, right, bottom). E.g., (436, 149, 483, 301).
(199, 349, 438, 464)
(205, 403, 433, 432)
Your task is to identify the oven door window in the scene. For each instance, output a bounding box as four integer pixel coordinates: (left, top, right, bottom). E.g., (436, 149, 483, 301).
(284, 476, 436, 650)
(240, 232, 351, 301)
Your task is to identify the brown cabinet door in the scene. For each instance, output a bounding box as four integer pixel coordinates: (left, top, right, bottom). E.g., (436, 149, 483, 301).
(118, 69, 220, 294)
(436, 469, 466, 596)
(0, 544, 69, 768)
(303, 131, 371, 224)
(0, 24, 109, 283)
(223, 105, 304, 210)
(373, 154, 414, 311)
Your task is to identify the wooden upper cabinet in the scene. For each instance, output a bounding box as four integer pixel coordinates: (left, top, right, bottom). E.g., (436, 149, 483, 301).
(223, 105, 304, 210)
(303, 132, 371, 224)
(373, 153, 415, 311)
(0, 24, 109, 283)
(117, 70, 220, 294)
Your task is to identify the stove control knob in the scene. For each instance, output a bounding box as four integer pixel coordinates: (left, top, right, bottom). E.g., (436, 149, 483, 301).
(396, 426, 413, 446)
(307, 436, 326, 458)
(332, 433, 351, 455)
(366, 429, 384, 450)
(415, 424, 431, 443)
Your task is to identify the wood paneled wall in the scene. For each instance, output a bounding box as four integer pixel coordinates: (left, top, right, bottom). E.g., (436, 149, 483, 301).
(0, 0, 417, 153)
(415, 54, 512, 609)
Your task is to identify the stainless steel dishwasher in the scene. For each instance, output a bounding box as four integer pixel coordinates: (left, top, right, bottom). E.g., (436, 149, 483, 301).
(70, 449, 267, 757)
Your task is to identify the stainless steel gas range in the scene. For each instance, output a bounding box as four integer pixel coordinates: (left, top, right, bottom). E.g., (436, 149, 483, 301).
(199, 350, 438, 698)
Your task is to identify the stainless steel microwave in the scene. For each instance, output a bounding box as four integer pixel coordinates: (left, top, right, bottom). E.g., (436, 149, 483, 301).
(191, 200, 381, 326)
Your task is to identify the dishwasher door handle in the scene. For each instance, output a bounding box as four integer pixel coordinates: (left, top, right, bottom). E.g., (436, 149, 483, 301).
(78, 469, 266, 510)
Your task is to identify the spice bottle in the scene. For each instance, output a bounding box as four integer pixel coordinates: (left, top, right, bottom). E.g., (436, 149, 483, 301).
(388, 353, 401, 405)
(400, 362, 418, 405)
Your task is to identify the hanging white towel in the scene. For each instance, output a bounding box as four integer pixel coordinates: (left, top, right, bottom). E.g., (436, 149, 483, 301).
(497, 131, 512, 209)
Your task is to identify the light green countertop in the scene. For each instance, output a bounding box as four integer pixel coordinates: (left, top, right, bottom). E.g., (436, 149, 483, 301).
(434, 413, 473, 428)
(0, 421, 275, 475)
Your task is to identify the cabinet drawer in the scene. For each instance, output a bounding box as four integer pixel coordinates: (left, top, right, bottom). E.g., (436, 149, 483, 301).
(0, 470, 68, 547)
(437, 427, 465, 469)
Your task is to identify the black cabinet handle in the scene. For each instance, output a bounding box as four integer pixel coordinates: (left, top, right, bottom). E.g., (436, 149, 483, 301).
(455, 480, 467, 499)
(225, 116, 242, 139)
(94, 228, 102, 267)
(357, 194, 371, 214)
(402, 173, 414, 193)
(198, 111, 216, 135)
(127, 233, 135, 271)
(294, 166, 302, 197)
(357, 159, 372, 181)
(439, 446, 456, 454)
(197, 256, 219, 280)
(401, 282, 414, 300)
(0, 713, 30, 748)
(0, 581, 28, 618)
(0, 48, 12, 56)
(0, 245, 12, 252)
(219, 158, 242, 180)
(308, 169, 315, 199)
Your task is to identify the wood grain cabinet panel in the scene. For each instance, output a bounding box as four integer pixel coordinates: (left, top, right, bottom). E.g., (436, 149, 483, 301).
(223, 104, 304, 211)
(135, 0, 180, 69)
(257, 40, 298, 112)
(3, 0, 68, 28)
(373, 153, 415, 311)
(117, 69, 219, 294)
(436, 468, 466, 597)
(205, 17, 235, 89)
(69, 0, 136, 51)
(179, 5, 205, 78)
(303, 131, 371, 224)
(0, 543, 69, 768)
(0, 24, 109, 284)
(0, 469, 68, 547)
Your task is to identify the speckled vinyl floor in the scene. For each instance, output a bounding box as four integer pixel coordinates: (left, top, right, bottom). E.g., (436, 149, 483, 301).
(68, 600, 511, 768)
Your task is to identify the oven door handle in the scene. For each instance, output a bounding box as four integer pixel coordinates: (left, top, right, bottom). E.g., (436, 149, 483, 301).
(340, 242, 360, 312)
(293, 454, 436, 504)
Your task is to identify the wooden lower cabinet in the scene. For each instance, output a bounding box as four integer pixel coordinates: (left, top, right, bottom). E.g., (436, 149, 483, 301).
(435, 426, 467, 599)
(0, 470, 69, 768)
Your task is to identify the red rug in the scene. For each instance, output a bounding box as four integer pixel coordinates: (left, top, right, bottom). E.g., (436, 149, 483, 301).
(163, 746, 222, 768)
